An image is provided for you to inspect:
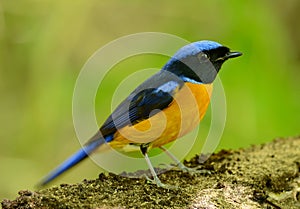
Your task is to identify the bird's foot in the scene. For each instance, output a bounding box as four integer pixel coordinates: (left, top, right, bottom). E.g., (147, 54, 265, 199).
(158, 162, 211, 175)
(176, 163, 211, 175)
(142, 174, 177, 189)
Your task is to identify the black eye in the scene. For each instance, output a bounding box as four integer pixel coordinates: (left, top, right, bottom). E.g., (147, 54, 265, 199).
(197, 52, 209, 62)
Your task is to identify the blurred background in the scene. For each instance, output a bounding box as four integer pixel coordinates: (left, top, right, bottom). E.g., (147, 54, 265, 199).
(0, 0, 299, 200)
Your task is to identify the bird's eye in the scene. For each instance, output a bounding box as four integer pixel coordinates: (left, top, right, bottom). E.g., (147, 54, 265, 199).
(197, 53, 209, 62)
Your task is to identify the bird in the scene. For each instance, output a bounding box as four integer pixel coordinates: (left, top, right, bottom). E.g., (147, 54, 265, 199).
(39, 40, 242, 187)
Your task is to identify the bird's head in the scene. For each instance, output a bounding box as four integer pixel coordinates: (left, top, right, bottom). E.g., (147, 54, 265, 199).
(162, 40, 242, 84)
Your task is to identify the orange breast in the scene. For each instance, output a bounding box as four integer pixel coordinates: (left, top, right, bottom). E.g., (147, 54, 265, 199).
(109, 83, 213, 151)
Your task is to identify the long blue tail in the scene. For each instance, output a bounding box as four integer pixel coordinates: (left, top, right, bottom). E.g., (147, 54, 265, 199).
(38, 137, 105, 187)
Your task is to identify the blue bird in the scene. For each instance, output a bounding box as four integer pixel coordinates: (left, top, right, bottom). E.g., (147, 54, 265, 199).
(39, 40, 242, 187)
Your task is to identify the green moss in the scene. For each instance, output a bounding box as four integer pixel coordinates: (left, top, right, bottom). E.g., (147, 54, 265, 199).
(2, 137, 300, 208)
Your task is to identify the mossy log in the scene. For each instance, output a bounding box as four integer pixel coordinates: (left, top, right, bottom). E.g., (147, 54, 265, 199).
(2, 137, 300, 209)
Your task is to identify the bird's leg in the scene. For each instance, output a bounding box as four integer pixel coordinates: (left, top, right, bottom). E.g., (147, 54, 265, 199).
(140, 144, 176, 188)
(159, 146, 211, 174)
(143, 152, 164, 186)
(159, 146, 187, 170)
(140, 143, 164, 186)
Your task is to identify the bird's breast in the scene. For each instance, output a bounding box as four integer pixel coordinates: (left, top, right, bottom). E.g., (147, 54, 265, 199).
(109, 82, 213, 151)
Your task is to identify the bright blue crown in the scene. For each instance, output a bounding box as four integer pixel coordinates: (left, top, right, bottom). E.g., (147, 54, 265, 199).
(172, 40, 222, 60)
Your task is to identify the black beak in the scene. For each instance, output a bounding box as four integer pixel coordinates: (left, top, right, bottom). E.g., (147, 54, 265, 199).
(225, 51, 243, 59)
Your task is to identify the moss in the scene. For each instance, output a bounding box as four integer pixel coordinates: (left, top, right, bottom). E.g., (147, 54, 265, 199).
(2, 137, 300, 208)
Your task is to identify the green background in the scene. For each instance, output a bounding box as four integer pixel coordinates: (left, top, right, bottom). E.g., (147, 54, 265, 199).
(1, 0, 299, 200)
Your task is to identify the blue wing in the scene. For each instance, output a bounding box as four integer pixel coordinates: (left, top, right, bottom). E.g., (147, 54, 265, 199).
(97, 71, 183, 139)
(38, 71, 182, 186)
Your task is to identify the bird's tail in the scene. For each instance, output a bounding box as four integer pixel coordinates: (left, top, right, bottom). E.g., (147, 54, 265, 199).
(38, 135, 106, 187)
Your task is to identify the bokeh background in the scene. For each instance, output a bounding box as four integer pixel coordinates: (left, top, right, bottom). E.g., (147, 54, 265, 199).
(1, 0, 299, 200)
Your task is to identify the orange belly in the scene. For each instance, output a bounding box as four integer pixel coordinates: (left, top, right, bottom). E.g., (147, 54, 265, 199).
(109, 83, 213, 151)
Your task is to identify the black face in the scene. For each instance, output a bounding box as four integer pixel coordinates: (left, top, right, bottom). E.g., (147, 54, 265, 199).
(204, 46, 231, 70)
(164, 46, 242, 84)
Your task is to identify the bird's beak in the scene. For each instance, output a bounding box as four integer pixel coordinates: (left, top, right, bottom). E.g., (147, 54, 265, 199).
(225, 51, 243, 59)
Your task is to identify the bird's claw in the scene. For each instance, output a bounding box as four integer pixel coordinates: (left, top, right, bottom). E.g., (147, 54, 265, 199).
(176, 164, 212, 175)
(142, 174, 177, 189)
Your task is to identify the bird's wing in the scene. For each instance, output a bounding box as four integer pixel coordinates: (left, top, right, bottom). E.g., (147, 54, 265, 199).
(97, 70, 184, 139)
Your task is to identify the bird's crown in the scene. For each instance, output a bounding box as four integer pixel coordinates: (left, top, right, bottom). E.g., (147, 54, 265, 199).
(172, 40, 223, 60)
(162, 40, 241, 84)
